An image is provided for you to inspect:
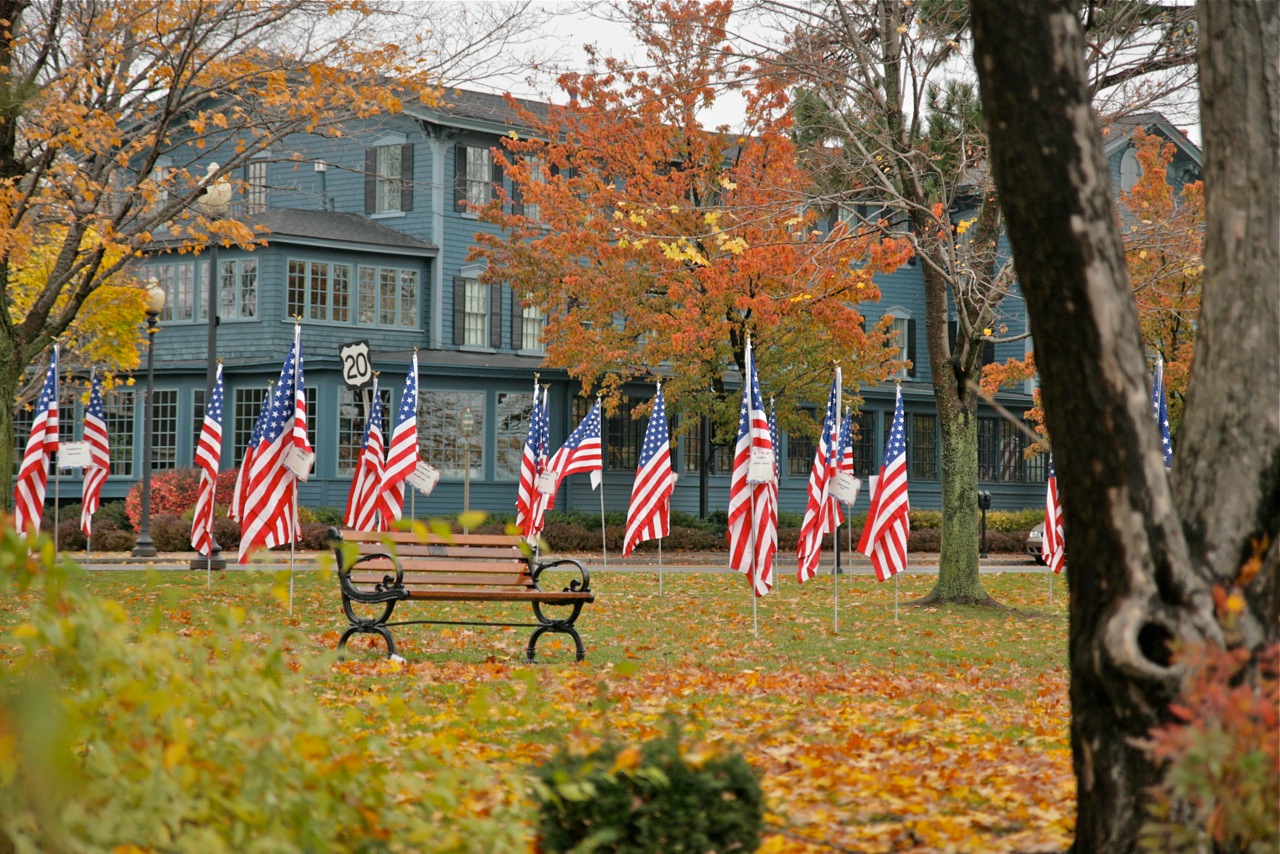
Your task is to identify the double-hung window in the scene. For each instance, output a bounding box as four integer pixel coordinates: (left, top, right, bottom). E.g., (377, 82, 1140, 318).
(454, 143, 498, 213)
(364, 141, 413, 214)
(287, 259, 352, 323)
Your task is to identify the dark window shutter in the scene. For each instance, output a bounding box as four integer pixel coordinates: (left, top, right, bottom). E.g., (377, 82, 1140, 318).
(907, 318, 917, 377)
(982, 340, 996, 366)
(453, 277, 465, 345)
(454, 145, 467, 211)
(489, 283, 502, 349)
(491, 152, 502, 204)
(400, 143, 414, 212)
(363, 148, 376, 213)
(511, 294, 524, 349)
(509, 159, 523, 217)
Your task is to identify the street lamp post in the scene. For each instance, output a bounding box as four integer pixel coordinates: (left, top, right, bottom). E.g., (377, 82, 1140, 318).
(131, 280, 166, 557)
(460, 406, 474, 530)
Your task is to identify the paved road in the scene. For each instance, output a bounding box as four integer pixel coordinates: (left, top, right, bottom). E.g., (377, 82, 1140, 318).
(66, 550, 1045, 574)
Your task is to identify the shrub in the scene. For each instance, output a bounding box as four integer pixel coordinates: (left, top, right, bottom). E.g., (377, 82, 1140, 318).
(148, 514, 190, 552)
(1140, 640, 1279, 853)
(92, 528, 136, 551)
(531, 726, 763, 853)
(54, 518, 87, 552)
(309, 505, 345, 527)
(0, 527, 527, 852)
(125, 467, 239, 532)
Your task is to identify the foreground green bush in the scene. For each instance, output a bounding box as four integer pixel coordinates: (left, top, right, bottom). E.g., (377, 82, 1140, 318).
(531, 726, 763, 853)
(0, 524, 526, 853)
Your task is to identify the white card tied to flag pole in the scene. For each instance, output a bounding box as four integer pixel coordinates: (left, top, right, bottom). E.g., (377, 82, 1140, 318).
(728, 335, 777, 619)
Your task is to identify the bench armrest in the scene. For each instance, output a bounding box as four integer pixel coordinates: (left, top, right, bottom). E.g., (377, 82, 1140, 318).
(530, 556, 590, 595)
(327, 526, 404, 588)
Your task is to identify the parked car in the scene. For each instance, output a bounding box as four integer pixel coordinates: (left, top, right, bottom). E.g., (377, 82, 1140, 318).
(1026, 523, 1045, 564)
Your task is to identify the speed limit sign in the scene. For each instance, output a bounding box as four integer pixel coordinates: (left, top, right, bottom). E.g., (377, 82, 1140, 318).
(339, 340, 372, 388)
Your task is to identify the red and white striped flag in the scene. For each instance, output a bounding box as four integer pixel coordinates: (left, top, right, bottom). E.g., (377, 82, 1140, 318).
(14, 347, 58, 536)
(858, 385, 909, 581)
(191, 364, 224, 555)
(80, 369, 110, 536)
(546, 399, 603, 503)
(623, 383, 675, 556)
(797, 368, 841, 582)
(238, 327, 310, 562)
(1043, 457, 1065, 574)
(230, 383, 271, 523)
(379, 353, 418, 523)
(343, 378, 388, 531)
(728, 340, 776, 595)
(515, 379, 544, 537)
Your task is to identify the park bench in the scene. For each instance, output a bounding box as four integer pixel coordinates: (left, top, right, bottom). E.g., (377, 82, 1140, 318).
(327, 527, 594, 662)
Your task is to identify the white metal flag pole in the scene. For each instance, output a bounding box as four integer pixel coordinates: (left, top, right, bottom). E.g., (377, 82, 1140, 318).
(289, 489, 297, 614)
(1049, 570, 1054, 609)
(894, 573, 899, 622)
(750, 491, 758, 639)
(658, 536, 664, 597)
(598, 484, 608, 571)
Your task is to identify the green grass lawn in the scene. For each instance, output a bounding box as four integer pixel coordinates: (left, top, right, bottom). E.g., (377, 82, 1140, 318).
(1, 562, 1074, 852)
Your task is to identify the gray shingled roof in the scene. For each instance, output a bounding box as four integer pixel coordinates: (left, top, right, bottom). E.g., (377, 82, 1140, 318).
(248, 209, 437, 252)
(409, 86, 552, 132)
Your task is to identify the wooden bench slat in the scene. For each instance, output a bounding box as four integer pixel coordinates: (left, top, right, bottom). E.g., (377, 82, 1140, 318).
(401, 588, 593, 602)
(350, 571, 535, 588)
(340, 530, 521, 548)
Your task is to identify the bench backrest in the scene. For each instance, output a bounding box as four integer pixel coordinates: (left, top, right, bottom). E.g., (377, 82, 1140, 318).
(337, 529, 536, 590)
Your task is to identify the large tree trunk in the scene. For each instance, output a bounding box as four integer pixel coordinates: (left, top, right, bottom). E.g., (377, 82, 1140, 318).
(969, 0, 1279, 851)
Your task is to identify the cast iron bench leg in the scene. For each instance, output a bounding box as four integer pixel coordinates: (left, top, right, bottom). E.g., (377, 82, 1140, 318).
(338, 623, 398, 659)
(526, 624, 586, 663)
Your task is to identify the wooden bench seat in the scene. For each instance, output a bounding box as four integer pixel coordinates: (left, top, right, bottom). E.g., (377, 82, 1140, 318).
(328, 527, 594, 661)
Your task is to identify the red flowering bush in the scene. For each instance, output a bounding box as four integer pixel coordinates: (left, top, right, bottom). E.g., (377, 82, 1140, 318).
(126, 467, 240, 532)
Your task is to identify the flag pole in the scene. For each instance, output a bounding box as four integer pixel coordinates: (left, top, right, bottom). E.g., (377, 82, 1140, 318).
(832, 364, 841, 633)
(289, 487, 297, 613)
(750, 490, 758, 638)
(894, 573, 899, 622)
(597, 393, 608, 572)
(53, 454, 60, 562)
(1049, 569, 1054, 608)
(658, 536, 663, 597)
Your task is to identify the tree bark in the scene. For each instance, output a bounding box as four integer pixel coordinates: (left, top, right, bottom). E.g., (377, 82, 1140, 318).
(970, 0, 1278, 850)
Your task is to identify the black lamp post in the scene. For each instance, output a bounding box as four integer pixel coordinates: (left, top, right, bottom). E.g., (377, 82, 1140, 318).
(131, 279, 166, 557)
(978, 490, 992, 559)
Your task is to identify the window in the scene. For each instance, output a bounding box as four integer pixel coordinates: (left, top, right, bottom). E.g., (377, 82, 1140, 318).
(454, 144, 497, 213)
(679, 415, 733, 475)
(303, 386, 317, 453)
(192, 388, 205, 466)
(11, 408, 30, 477)
(233, 388, 268, 462)
(418, 391, 484, 479)
(462, 278, 489, 347)
(288, 259, 353, 322)
(245, 160, 268, 214)
(886, 312, 915, 378)
(148, 261, 197, 323)
(104, 390, 134, 476)
(516, 156, 544, 222)
(849, 410, 876, 476)
(151, 389, 178, 471)
(495, 392, 535, 481)
(337, 386, 389, 476)
(978, 418, 1025, 483)
(1119, 148, 1141, 192)
(604, 400, 645, 471)
(58, 387, 78, 445)
(519, 303, 545, 351)
(998, 419, 1024, 483)
(787, 426, 815, 477)
(356, 265, 420, 328)
(365, 142, 413, 215)
(214, 259, 257, 320)
(1025, 449, 1048, 484)
(908, 413, 938, 481)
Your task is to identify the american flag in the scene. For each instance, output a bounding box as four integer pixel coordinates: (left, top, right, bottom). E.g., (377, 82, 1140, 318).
(837, 411, 855, 478)
(80, 369, 110, 536)
(237, 328, 310, 562)
(1000, 432, 1022, 482)
(191, 364, 224, 555)
(344, 379, 388, 532)
(523, 386, 553, 543)
(765, 398, 780, 584)
(728, 340, 776, 594)
(797, 368, 841, 582)
(547, 399, 603, 501)
(379, 354, 419, 523)
(1151, 354, 1173, 468)
(623, 384, 675, 556)
(230, 384, 271, 523)
(516, 379, 545, 538)
(1043, 456, 1065, 574)
(858, 385, 910, 581)
(14, 347, 58, 536)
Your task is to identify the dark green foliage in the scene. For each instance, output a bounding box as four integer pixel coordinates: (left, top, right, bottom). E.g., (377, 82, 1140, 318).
(532, 727, 763, 854)
(308, 505, 345, 526)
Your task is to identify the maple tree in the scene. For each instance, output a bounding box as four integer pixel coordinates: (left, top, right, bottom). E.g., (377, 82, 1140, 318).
(473, 0, 911, 465)
(971, 0, 1277, 850)
(0, 0, 548, 513)
(732, 0, 1200, 605)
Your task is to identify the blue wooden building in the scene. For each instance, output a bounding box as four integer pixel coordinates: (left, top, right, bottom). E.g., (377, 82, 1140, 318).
(33, 93, 1201, 521)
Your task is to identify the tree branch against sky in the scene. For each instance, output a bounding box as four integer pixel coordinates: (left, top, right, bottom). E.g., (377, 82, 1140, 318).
(0, 0, 550, 512)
